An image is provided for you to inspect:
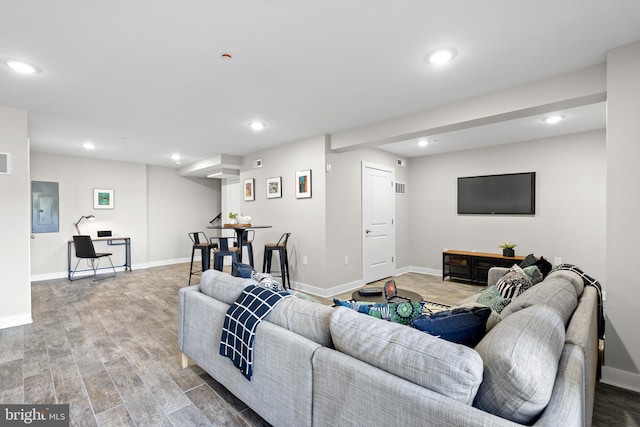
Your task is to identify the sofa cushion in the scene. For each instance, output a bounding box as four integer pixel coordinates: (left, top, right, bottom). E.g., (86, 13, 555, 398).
(267, 297, 334, 348)
(499, 273, 578, 326)
(545, 269, 585, 296)
(476, 286, 511, 313)
(330, 307, 484, 405)
(473, 305, 565, 424)
(495, 264, 532, 298)
(410, 306, 491, 346)
(454, 302, 501, 332)
(199, 269, 253, 305)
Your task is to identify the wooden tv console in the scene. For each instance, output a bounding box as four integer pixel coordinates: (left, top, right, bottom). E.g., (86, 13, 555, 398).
(442, 250, 525, 285)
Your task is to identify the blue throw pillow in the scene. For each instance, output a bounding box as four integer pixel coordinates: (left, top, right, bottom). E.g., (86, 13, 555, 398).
(410, 306, 491, 346)
(232, 262, 256, 278)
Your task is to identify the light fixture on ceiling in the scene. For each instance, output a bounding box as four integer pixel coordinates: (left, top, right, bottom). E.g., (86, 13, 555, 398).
(543, 115, 565, 124)
(171, 153, 181, 161)
(249, 122, 266, 131)
(221, 53, 233, 60)
(83, 142, 96, 150)
(1, 58, 41, 74)
(425, 48, 457, 65)
(417, 139, 429, 147)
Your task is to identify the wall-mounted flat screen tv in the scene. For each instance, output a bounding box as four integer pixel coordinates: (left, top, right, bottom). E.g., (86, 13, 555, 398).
(457, 172, 536, 215)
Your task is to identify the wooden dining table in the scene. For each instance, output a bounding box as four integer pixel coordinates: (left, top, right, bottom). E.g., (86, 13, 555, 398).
(206, 224, 272, 264)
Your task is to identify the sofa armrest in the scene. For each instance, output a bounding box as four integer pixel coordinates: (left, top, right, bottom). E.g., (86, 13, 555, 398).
(488, 267, 509, 287)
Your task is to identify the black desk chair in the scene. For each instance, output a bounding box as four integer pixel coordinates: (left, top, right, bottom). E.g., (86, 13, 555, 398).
(71, 235, 117, 281)
(262, 232, 291, 289)
(189, 232, 214, 285)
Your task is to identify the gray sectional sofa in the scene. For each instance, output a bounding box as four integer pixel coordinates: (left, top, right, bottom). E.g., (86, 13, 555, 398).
(178, 268, 599, 426)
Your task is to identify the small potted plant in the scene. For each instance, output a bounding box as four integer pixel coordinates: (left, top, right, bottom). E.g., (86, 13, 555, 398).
(228, 212, 238, 224)
(500, 243, 517, 257)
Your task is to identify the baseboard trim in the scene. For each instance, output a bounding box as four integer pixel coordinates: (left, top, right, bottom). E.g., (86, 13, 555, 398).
(601, 365, 640, 393)
(0, 313, 33, 329)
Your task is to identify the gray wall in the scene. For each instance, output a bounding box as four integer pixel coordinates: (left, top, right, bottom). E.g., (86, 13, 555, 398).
(238, 135, 327, 292)
(146, 165, 220, 266)
(605, 41, 640, 391)
(407, 130, 606, 284)
(325, 148, 410, 292)
(0, 107, 31, 328)
(29, 153, 220, 279)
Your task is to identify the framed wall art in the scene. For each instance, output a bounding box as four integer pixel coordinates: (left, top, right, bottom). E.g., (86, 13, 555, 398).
(94, 188, 114, 209)
(244, 178, 255, 201)
(296, 169, 312, 199)
(266, 176, 282, 199)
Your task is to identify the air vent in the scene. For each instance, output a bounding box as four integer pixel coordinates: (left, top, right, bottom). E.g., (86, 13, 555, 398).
(0, 153, 9, 175)
(395, 182, 406, 195)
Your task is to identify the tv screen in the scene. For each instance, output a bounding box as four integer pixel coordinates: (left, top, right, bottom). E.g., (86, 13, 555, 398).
(457, 172, 535, 215)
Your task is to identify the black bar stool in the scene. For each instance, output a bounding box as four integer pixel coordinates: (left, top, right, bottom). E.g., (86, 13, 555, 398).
(262, 232, 291, 289)
(239, 230, 255, 267)
(188, 232, 213, 286)
(211, 236, 239, 271)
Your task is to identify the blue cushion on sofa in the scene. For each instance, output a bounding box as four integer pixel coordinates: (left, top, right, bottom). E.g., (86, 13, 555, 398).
(232, 262, 256, 278)
(410, 306, 492, 346)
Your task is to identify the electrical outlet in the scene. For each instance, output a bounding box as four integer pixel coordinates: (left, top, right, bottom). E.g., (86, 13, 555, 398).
(303, 256, 308, 266)
(344, 256, 349, 265)
(554, 257, 562, 265)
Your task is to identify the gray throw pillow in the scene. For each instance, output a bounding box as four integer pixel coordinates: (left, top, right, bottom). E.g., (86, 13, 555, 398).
(473, 305, 565, 424)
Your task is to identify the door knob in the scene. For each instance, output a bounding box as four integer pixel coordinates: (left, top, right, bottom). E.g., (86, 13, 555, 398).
(365, 229, 371, 235)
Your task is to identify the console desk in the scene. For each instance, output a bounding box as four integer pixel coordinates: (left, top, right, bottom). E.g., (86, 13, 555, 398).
(442, 250, 525, 285)
(68, 236, 131, 280)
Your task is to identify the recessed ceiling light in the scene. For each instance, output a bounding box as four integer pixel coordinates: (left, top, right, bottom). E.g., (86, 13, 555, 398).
(543, 115, 565, 124)
(221, 53, 233, 60)
(1, 59, 41, 74)
(249, 122, 266, 131)
(425, 48, 457, 65)
(83, 142, 96, 150)
(171, 153, 181, 161)
(417, 139, 429, 147)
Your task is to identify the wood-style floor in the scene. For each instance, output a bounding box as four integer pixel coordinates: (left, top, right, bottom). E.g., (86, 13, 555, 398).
(0, 264, 637, 426)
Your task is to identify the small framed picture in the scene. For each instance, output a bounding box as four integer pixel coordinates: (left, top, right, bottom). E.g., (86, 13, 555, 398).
(94, 188, 114, 209)
(266, 176, 282, 199)
(296, 169, 312, 199)
(244, 178, 255, 201)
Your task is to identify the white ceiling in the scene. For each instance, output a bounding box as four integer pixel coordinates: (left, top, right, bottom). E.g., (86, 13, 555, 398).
(1, 1, 639, 171)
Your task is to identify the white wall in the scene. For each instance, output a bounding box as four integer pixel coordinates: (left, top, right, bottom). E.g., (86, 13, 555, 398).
(604, 41, 640, 392)
(29, 153, 221, 279)
(238, 135, 327, 291)
(407, 130, 606, 284)
(325, 148, 410, 291)
(0, 107, 31, 328)
(146, 165, 220, 266)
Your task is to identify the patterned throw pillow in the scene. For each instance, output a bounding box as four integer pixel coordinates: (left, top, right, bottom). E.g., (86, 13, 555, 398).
(476, 286, 512, 313)
(522, 265, 543, 285)
(332, 299, 424, 325)
(251, 271, 284, 292)
(495, 265, 532, 299)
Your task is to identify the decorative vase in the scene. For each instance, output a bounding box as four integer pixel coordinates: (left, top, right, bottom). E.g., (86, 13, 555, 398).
(503, 248, 515, 257)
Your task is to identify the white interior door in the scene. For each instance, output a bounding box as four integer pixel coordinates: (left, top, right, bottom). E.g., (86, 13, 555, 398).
(362, 162, 395, 283)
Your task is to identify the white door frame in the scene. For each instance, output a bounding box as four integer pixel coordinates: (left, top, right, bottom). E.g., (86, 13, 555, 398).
(362, 161, 396, 283)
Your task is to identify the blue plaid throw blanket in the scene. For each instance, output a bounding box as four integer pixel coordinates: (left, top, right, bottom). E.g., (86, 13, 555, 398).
(220, 285, 291, 380)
